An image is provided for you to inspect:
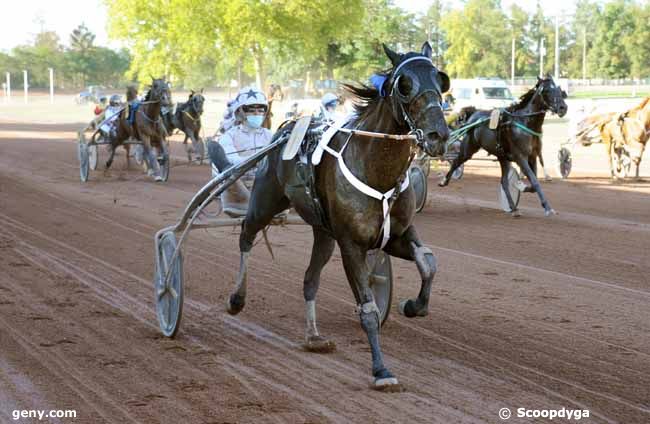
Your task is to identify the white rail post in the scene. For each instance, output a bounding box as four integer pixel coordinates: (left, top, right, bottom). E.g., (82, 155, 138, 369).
(5, 72, 10, 102)
(49, 68, 54, 104)
(23, 70, 28, 104)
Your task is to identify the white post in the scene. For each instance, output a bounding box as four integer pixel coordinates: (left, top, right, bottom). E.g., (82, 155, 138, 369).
(6, 72, 10, 102)
(23, 70, 28, 104)
(554, 15, 560, 80)
(540, 39, 545, 78)
(511, 37, 515, 87)
(49, 68, 54, 104)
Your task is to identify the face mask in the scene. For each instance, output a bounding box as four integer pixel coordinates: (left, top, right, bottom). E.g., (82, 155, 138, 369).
(246, 115, 264, 128)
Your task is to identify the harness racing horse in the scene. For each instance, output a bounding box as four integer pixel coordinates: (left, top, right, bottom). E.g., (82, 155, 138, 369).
(598, 97, 649, 179)
(439, 76, 567, 216)
(227, 43, 449, 389)
(162, 90, 206, 163)
(133, 78, 172, 181)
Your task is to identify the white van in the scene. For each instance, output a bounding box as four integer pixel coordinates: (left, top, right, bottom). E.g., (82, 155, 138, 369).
(450, 78, 515, 112)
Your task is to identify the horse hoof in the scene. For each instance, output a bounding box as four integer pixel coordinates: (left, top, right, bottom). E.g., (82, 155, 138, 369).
(303, 335, 336, 353)
(226, 293, 245, 315)
(511, 209, 521, 217)
(371, 369, 401, 391)
(545, 176, 553, 182)
(545, 209, 557, 217)
(438, 181, 447, 187)
(398, 299, 427, 318)
(154, 175, 163, 182)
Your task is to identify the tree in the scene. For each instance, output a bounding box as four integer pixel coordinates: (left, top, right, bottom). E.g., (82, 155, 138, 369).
(441, 0, 510, 78)
(420, 0, 447, 68)
(588, 0, 635, 78)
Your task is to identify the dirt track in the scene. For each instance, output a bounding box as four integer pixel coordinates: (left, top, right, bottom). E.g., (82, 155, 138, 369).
(0, 121, 649, 424)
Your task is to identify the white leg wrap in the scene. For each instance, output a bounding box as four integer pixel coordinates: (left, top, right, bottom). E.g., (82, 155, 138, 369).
(305, 300, 319, 337)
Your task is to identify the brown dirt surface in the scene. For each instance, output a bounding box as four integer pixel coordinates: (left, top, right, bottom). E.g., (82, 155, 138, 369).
(0, 120, 648, 424)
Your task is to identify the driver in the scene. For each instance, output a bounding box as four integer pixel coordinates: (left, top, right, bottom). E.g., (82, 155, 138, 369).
(208, 87, 272, 217)
(98, 94, 123, 141)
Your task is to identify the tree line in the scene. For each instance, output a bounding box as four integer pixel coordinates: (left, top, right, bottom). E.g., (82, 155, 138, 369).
(0, 24, 130, 89)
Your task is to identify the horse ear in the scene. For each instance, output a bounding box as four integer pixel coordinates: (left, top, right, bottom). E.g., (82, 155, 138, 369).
(437, 71, 450, 94)
(200, 88, 204, 93)
(383, 44, 401, 67)
(421, 41, 433, 59)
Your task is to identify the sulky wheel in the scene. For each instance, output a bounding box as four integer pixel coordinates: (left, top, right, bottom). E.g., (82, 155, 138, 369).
(367, 250, 393, 326)
(154, 231, 184, 338)
(557, 147, 572, 179)
(409, 166, 428, 213)
(497, 167, 521, 213)
(78, 141, 90, 182)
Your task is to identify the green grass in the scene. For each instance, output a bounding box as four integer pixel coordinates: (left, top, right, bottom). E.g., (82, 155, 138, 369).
(569, 91, 650, 99)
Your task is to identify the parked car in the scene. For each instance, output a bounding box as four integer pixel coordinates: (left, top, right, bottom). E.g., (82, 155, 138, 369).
(450, 78, 515, 112)
(75, 85, 106, 105)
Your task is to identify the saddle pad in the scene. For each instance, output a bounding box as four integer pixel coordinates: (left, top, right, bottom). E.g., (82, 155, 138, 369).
(489, 109, 500, 130)
(283, 116, 312, 160)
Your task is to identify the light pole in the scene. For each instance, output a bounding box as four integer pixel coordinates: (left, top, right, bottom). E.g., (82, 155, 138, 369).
(554, 15, 560, 80)
(511, 37, 515, 86)
(539, 38, 546, 78)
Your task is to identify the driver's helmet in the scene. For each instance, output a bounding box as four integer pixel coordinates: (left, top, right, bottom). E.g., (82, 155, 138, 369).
(234, 87, 268, 115)
(99, 95, 108, 104)
(321, 92, 338, 110)
(109, 94, 121, 106)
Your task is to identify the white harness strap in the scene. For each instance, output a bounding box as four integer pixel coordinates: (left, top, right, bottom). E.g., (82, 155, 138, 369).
(322, 139, 410, 248)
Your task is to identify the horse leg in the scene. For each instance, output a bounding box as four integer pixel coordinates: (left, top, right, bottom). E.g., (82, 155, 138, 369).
(105, 142, 117, 171)
(231, 175, 290, 315)
(439, 139, 477, 187)
(124, 144, 130, 170)
(183, 134, 193, 162)
(189, 132, 202, 162)
(538, 151, 552, 181)
(497, 159, 521, 216)
(516, 156, 556, 216)
(303, 228, 336, 353)
(339, 240, 398, 389)
(142, 137, 162, 181)
(383, 226, 436, 318)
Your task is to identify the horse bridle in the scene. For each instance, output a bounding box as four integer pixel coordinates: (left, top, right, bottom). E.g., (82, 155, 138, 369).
(387, 56, 444, 145)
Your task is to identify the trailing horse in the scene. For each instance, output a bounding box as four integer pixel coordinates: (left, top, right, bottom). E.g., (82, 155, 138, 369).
(162, 89, 205, 163)
(103, 77, 171, 181)
(225, 43, 449, 389)
(439, 76, 567, 216)
(598, 97, 649, 179)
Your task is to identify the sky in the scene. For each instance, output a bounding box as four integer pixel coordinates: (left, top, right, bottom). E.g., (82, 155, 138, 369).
(1, 0, 580, 52)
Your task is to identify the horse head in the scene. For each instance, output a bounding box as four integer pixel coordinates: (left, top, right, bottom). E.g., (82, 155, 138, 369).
(190, 90, 205, 115)
(383, 42, 450, 157)
(537, 75, 567, 117)
(149, 77, 172, 107)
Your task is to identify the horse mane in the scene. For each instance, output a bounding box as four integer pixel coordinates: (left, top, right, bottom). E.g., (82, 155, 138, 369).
(342, 80, 385, 121)
(144, 88, 152, 101)
(629, 97, 650, 113)
(506, 81, 540, 112)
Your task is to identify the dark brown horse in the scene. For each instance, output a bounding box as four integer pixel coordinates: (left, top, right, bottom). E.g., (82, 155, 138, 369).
(162, 90, 205, 162)
(227, 43, 449, 389)
(439, 76, 567, 216)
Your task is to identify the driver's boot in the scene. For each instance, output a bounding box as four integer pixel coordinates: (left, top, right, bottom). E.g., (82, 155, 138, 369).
(221, 180, 250, 217)
(208, 140, 250, 217)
